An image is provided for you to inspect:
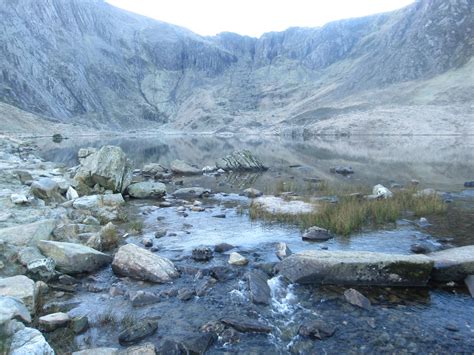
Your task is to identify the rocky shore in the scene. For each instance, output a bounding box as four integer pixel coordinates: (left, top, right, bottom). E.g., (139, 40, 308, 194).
(0, 135, 473, 354)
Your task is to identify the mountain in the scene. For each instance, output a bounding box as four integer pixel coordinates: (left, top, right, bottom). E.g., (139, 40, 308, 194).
(0, 0, 472, 134)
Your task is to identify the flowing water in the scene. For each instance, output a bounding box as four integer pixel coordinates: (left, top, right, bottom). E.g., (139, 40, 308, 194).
(34, 134, 474, 353)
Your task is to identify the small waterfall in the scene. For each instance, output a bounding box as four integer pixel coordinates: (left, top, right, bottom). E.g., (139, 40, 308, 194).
(268, 275, 297, 316)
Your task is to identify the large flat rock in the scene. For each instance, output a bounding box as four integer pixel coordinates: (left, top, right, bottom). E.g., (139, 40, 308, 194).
(428, 245, 474, 281)
(0, 220, 56, 246)
(0, 275, 36, 314)
(253, 196, 317, 215)
(112, 244, 179, 283)
(38, 240, 112, 274)
(277, 250, 433, 286)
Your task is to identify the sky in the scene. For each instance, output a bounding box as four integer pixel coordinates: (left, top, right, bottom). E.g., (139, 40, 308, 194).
(106, 0, 415, 38)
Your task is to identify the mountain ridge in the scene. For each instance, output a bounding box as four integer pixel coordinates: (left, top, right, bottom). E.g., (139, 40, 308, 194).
(0, 0, 472, 134)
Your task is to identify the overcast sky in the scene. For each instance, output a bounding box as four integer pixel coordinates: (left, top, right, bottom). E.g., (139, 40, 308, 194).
(106, 0, 415, 37)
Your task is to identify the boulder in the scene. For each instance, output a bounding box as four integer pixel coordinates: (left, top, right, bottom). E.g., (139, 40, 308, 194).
(26, 258, 57, 281)
(302, 226, 332, 241)
(75, 146, 132, 193)
(216, 151, 267, 171)
(192, 247, 213, 262)
(142, 163, 168, 177)
(428, 245, 474, 281)
(72, 194, 125, 210)
(220, 318, 272, 333)
(277, 250, 433, 286)
(214, 243, 234, 253)
(39, 312, 70, 332)
(87, 222, 119, 251)
(276, 242, 292, 260)
(242, 188, 263, 198)
(118, 319, 158, 345)
(0, 276, 35, 314)
(298, 320, 336, 340)
(372, 184, 393, 199)
(252, 196, 316, 215)
(9, 327, 54, 355)
(172, 187, 211, 199)
(247, 270, 271, 305)
(38, 240, 111, 274)
(0, 296, 31, 324)
(130, 291, 160, 307)
(0, 220, 56, 246)
(464, 181, 474, 188)
(10, 194, 28, 205)
(127, 181, 166, 199)
(112, 244, 179, 283)
(228, 252, 248, 266)
(66, 186, 79, 200)
(30, 178, 64, 202)
(170, 160, 201, 175)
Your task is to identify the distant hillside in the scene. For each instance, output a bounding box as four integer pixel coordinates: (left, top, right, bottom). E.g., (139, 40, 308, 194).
(0, 0, 472, 133)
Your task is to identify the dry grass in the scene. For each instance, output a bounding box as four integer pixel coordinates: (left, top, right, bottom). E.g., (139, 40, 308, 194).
(249, 187, 446, 235)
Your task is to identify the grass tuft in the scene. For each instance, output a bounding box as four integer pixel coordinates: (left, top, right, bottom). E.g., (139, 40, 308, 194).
(250, 187, 446, 236)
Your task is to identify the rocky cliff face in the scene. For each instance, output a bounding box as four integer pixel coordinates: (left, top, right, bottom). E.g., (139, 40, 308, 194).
(0, 0, 472, 132)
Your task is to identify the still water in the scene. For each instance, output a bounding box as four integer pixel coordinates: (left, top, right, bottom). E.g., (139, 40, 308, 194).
(34, 134, 474, 353)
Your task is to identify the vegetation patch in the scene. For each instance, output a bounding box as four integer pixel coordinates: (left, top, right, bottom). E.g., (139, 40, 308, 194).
(250, 186, 447, 236)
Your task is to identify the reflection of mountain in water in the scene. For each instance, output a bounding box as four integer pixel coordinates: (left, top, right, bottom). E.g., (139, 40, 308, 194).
(36, 135, 473, 191)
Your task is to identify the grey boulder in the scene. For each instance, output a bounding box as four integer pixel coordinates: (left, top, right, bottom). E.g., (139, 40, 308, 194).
(276, 250, 433, 286)
(127, 181, 166, 199)
(0, 220, 56, 246)
(170, 160, 201, 175)
(75, 145, 132, 193)
(0, 296, 31, 324)
(0, 276, 36, 314)
(216, 151, 267, 171)
(30, 178, 64, 202)
(9, 327, 54, 355)
(112, 244, 179, 283)
(38, 240, 111, 274)
(428, 245, 474, 281)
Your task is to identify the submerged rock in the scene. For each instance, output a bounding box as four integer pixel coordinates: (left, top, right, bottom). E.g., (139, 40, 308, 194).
(277, 250, 433, 286)
(247, 269, 271, 305)
(428, 245, 474, 281)
(172, 187, 211, 199)
(130, 291, 160, 307)
(221, 318, 272, 333)
(127, 181, 166, 199)
(112, 244, 179, 283)
(298, 320, 336, 340)
(0, 276, 36, 314)
(38, 240, 111, 274)
(142, 163, 168, 177)
(170, 160, 201, 175)
(464, 181, 474, 188)
(118, 319, 158, 345)
(216, 150, 267, 171)
(75, 145, 132, 193)
(157, 334, 216, 355)
(214, 243, 234, 253)
(344, 288, 372, 310)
